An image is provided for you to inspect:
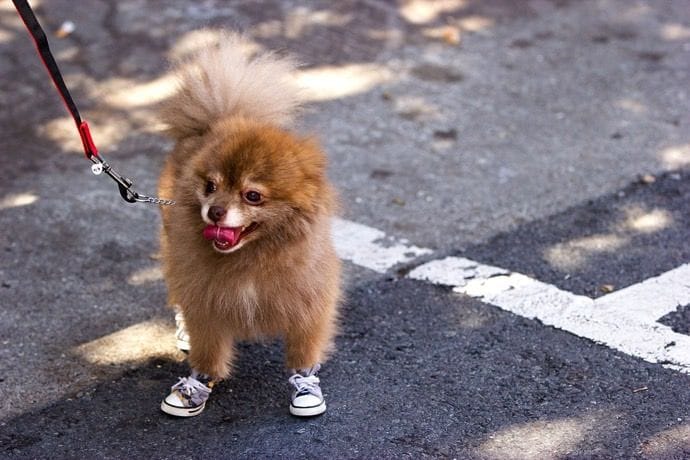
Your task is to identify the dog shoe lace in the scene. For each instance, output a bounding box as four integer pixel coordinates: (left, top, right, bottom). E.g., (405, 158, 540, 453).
(288, 364, 322, 398)
(170, 373, 213, 406)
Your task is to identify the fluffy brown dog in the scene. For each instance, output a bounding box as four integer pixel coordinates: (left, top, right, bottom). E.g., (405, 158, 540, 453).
(157, 33, 341, 417)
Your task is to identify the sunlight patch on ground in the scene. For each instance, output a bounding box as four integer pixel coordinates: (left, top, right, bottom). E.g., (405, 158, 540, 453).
(128, 265, 164, 285)
(0, 28, 13, 44)
(1, 1, 39, 12)
(74, 319, 178, 366)
(284, 7, 353, 39)
(0, 192, 38, 210)
(39, 115, 132, 153)
(457, 15, 495, 33)
(544, 204, 674, 271)
(1, 1, 42, 37)
(55, 45, 80, 62)
(624, 207, 673, 234)
(660, 144, 690, 169)
(616, 98, 647, 114)
(103, 74, 178, 109)
(640, 423, 690, 458)
(399, 0, 466, 25)
(544, 234, 628, 272)
(38, 72, 170, 152)
(391, 95, 442, 121)
(661, 23, 690, 40)
(296, 63, 392, 101)
(476, 413, 612, 460)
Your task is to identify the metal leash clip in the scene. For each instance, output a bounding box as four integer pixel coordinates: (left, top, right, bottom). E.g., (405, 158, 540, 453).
(89, 156, 175, 206)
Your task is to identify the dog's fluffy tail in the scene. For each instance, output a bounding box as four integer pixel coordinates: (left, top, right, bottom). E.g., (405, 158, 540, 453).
(162, 32, 302, 140)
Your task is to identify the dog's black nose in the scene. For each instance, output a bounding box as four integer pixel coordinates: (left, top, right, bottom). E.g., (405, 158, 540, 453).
(208, 205, 226, 223)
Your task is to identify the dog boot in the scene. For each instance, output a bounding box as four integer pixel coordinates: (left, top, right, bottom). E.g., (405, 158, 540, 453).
(161, 370, 215, 417)
(288, 364, 326, 417)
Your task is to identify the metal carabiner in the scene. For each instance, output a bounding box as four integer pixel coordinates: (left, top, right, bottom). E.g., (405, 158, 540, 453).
(89, 155, 175, 206)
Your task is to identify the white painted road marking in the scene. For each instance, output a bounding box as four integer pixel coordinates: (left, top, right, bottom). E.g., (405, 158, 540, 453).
(332, 218, 431, 273)
(332, 218, 690, 374)
(410, 257, 690, 374)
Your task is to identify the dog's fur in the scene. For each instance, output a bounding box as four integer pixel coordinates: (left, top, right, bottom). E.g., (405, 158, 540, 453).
(158, 33, 341, 379)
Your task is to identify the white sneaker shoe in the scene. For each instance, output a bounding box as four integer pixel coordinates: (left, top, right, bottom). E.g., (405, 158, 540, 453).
(161, 371, 214, 417)
(174, 311, 191, 353)
(288, 365, 326, 417)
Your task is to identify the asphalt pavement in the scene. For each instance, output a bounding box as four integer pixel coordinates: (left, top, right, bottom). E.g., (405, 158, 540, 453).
(1, 0, 689, 458)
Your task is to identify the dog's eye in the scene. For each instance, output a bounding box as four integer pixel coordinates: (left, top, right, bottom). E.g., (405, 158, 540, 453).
(243, 190, 262, 204)
(205, 180, 217, 195)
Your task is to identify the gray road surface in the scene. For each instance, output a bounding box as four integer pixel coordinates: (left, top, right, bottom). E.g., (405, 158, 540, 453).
(1, 0, 689, 458)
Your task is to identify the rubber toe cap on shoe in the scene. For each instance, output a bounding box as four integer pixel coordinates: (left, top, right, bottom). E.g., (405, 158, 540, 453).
(290, 394, 326, 417)
(160, 391, 205, 417)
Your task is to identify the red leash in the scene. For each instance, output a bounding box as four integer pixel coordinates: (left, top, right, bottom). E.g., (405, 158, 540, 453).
(12, 0, 174, 206)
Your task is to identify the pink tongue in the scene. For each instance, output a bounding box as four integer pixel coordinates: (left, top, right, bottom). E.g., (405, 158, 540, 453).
(202, 225, 242, 246)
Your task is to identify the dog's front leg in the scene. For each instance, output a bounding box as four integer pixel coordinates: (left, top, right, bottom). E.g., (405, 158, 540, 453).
(187, 318, 235, 381)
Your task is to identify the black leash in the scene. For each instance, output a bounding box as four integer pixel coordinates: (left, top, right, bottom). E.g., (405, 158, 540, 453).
(12, 0, 174, 206)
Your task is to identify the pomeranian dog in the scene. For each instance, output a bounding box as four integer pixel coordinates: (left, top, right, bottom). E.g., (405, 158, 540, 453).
(157, 33, 341, 418)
